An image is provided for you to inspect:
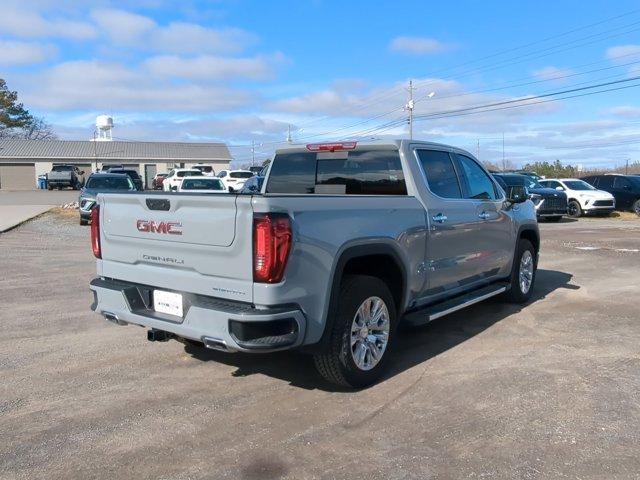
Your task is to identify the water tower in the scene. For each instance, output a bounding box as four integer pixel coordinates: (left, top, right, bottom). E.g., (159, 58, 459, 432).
(94, 115, 114, 141)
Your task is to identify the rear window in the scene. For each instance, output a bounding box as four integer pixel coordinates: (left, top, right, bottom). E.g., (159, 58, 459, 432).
(266, 149, 407, 195)
(498, 175, 526, 187)
(177, 170, 203, 178)
(194, 165, 214, 173)
(52, 165, 73, 171)
(181, 178, 224, 190)
(115, 170, 140, 178)
(230, 171, 254, 179)
(86, 176, 134, 190)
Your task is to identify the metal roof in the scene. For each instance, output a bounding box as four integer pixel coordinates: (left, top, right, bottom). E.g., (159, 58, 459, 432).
(0, 140, 232, 161)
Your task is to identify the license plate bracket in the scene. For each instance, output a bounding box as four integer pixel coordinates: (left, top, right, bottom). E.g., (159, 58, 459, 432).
(153, 290, 183, 318)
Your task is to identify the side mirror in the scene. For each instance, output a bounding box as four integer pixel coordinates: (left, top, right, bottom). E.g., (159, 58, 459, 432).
(171, 186, 178, 192)
(79, 170, 85, 175)
(555, 186, 564, 191)
(506, 185, 528, 204)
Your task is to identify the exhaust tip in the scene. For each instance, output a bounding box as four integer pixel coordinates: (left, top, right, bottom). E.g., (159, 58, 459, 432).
(103, 311, 127, 326)
(202, 336, 230, 352)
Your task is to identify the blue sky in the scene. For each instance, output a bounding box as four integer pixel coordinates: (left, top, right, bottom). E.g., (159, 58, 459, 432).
(1, 0, 640, 167)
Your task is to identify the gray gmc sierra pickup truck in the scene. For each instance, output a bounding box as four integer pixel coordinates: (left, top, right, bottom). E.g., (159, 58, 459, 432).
(89, 140, 539, 387)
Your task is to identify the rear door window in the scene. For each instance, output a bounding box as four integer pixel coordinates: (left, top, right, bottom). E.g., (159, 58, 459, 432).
(416, 150, 462, 199)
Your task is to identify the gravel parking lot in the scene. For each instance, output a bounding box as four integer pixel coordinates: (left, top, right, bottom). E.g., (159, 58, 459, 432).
(1, 212, 639, 479)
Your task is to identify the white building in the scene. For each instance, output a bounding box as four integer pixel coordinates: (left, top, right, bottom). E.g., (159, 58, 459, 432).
(0, 139, 232, 190)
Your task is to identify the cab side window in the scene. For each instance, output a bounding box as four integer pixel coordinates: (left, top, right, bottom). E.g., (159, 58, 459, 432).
(456, 154, 497, 200)
(416, 150, 462, 199)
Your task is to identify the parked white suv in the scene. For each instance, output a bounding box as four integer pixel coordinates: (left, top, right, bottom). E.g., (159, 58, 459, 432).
(217, 170, 254, 192)
(163, 168, 204, 192)
(191, 164, 216, 176)
(539, 178, 615, 217)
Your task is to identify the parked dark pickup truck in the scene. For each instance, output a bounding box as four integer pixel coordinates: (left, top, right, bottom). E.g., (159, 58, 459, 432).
(46, 165, 85, 190)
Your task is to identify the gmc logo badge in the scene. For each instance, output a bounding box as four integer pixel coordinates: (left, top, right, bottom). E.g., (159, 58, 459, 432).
(136, 220, 183, 235)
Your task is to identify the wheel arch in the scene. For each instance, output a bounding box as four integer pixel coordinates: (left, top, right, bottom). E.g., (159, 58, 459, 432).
(306, 240, 408, 354)
(517, 226, 540, 256)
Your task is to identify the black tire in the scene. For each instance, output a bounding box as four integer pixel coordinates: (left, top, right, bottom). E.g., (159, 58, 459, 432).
(567, 200, 582, 218)
(503, 239, 537, 304)
(79, 217, 88, 226)
(547, 216, 562, 222)
(633, 199, 640, 217)
(47, 184, 53, 190)
(314, 275, 396, 388)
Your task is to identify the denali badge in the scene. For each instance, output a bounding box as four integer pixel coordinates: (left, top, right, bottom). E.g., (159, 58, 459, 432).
(137, 219, 183, 235)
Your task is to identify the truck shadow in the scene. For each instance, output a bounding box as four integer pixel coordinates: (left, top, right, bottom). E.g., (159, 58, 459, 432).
(183, 269, 577, 392)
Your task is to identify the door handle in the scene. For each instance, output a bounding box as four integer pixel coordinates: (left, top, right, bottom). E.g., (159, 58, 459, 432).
(432, 213, 448, 223)
(478, 211, 490, 220)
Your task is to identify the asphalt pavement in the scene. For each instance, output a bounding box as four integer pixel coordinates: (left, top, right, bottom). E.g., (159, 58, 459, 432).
(0, 213, 639, 479)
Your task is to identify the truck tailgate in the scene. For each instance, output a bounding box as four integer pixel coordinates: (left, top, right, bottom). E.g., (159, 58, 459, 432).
(96, 193, 254, 303)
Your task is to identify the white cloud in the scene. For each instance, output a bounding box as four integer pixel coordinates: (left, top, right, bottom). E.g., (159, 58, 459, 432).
(90, 8, 257, 55)
(609, 105, 640, 118)
(90, 8, 156, 45)
(153, 22, 257, 55)
(143, 53, 287, 81)
(389, 36, 452, 55)
(0, 4, 97, 40)
(532, 66, 573, 82)
(0, 41, 57, 66)
(16, 60, 256, 112)
(606, 44, 640, 61)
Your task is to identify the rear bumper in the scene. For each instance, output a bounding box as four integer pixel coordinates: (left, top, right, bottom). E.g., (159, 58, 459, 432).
(90, 277, 306, 353)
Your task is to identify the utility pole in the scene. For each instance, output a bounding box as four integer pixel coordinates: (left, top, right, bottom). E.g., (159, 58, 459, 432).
(287, 125, 292, 143)
(406, 79, 415, 140)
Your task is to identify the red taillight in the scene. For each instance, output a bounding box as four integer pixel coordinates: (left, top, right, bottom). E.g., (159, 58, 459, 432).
(253, 214, 292, 283)
(306, 141, 357, 152)
(90, 206, 101, 259)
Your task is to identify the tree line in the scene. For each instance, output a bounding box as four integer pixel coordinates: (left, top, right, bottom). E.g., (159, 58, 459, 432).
(0, 78, 56, 140)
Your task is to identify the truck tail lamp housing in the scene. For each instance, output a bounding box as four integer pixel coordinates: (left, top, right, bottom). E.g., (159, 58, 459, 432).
(90, 206, 101, 258)
(306, 142, 357, 152)
(253, 213, 292, 283)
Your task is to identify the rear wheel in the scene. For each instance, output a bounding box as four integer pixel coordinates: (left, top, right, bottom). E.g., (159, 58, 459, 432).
(503, 239, 537, 304)
(314, 275, 396, 388)
(633, 199, 640, 216)
(567, 200, 582, 218)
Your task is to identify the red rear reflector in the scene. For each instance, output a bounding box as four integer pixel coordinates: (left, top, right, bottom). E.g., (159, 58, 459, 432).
(90, 206, 101, 258)
(306, 141, 357, 152)
(253, 214, 292, 283)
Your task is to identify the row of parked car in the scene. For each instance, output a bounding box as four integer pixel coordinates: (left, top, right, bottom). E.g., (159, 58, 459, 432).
(491, 171, 640, 220)
(151, 166, 263, 193)
(78, 165, 265, 225)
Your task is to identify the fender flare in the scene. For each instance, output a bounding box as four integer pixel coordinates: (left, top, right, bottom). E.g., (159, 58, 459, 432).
(304, 239, 409, 354)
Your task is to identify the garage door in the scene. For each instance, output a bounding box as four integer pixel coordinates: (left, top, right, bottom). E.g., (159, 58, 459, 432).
(0, 163, 36, 190)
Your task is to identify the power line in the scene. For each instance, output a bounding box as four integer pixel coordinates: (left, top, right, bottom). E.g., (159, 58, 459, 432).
(414, 75, 640, 120)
